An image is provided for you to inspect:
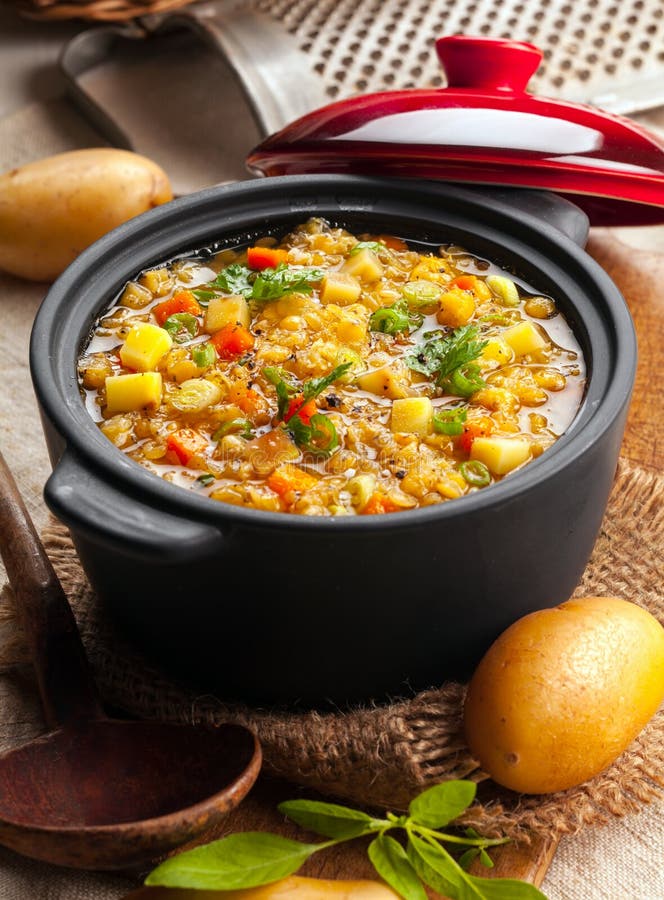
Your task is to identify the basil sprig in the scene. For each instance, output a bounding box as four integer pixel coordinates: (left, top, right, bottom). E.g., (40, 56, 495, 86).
(145, 781, 547, 899)
(407, 324, 488, 398)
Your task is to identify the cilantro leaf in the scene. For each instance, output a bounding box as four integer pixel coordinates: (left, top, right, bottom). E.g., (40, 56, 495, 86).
(406, 324, 488, 397)
(207, 263, 254, 297)
(251, 264, 323, 302)
(199, 262, 323, 304)
(302, 363, 352, 402)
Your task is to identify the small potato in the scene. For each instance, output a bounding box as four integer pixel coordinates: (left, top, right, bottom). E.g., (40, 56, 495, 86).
(0, 149, 172, 281)
(129, 875, 401, 899)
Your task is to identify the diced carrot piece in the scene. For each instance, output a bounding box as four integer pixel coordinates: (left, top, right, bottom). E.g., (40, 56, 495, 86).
(451, 275, 479, 292)
(377, 234, 409, 252)
(459, 417, 494, 455)
(267, 464, 318, 497)
(211, 323, 255, 359)
(246, 246, 289, 270)
(166, 428, 208, 466)
(228, 384, 260, 414)
(362, 492, 402, 515)
(153, 290, 202, 326)
(284, 396, 317, 425)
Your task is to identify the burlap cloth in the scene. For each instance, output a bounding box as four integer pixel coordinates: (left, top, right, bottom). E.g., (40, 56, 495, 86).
(0, 458, 661, 851)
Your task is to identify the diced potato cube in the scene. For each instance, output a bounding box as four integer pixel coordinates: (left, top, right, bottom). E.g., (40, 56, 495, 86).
(204, 295, 250, 333)
(247, 428, 300, 475)
(105, 372, 163, 414)
(357, 366, 408, 399)
(169, 378, 222, 413)
(479, 338, 514, 369)
(486, 274, 520, 306)
(336, 316, 367, 345)
(119, 322, 172, 372)
(138, 267, 173, 297)
(341, 249, 383, 283)
(320, 271, 362, 304)
(437, 287, 476, 327)
(502, 321, 549, 357)
(120, 281, 153, 309)
(470, 436, 531, 475)
(391, 397, 433, 435)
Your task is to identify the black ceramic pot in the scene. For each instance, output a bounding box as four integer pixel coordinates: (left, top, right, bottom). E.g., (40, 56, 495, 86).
(30, 176, 636, 706)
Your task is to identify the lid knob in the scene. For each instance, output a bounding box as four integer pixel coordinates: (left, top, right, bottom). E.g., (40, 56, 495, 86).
(436, 35, 542, 92)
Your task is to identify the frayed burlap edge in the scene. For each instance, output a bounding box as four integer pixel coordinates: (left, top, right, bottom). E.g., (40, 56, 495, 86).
(1, 458, 662, 843)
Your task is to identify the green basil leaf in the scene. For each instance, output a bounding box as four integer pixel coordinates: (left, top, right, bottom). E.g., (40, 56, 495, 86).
(407, 834, 461, 898)
(479, 848, 494, 868)
(408, 781, 476, 828)
(145, 832, 318, 890)
(196, 473, 215, 487)
(458, 848, 481, 871)
(278, 799, 382, 840)
(368, 834, 428, 900)
(465, 876, 548, 899)
(409, 834, 547, 900)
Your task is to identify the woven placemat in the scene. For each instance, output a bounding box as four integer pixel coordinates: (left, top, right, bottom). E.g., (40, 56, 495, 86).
(1, 458, 663, 844)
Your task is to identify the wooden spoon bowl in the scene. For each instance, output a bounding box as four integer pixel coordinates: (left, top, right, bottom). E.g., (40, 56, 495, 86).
(0, 449, 261, 870)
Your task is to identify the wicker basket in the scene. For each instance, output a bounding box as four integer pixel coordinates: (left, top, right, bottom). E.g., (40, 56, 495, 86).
(9, 0, 195, 21)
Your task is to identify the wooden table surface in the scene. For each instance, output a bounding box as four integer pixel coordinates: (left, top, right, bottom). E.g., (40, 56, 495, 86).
(132, 226, 663, 897)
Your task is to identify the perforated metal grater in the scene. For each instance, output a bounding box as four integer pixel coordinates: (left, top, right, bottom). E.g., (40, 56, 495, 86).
(251, 0, 664, 115)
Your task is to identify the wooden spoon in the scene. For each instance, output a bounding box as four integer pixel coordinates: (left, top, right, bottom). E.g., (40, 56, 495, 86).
(0, 449, 261, 871)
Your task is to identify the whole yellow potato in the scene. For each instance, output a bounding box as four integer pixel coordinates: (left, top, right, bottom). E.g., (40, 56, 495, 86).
(463, 596, 664, 794)
(125, 876, 400, 899)
(0, 148, 172, 282)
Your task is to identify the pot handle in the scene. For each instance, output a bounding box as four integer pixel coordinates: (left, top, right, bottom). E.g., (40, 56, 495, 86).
(479, 187, 590, 247)
(44, 448, 222, 563)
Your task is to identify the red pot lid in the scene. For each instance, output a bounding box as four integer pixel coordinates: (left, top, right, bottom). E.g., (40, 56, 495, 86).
(247, 36, 664, 227)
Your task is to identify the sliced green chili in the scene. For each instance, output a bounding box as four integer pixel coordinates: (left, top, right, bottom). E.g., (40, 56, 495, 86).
(213, 418, 255, 441)
(192, 342, 216, 368)
(459, 460, 491, 487)
(432, 407, 467, 436)
(163, 312, 199, 343)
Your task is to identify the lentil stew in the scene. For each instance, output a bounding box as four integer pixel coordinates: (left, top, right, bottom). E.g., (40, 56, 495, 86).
(79, 218, 585, 516)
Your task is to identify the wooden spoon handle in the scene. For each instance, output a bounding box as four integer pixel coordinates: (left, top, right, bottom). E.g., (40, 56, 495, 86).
(0, 449, 103, 728)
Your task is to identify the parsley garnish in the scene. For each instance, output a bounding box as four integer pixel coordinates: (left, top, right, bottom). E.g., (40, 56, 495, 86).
(301, 363, 352, 402)
(198, 263, 323, 304)
(251, 263, 323, 302)
(406, 324, 488, 398)
(263, 363, 350, 457)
